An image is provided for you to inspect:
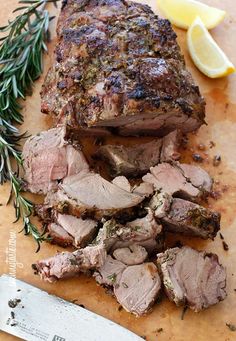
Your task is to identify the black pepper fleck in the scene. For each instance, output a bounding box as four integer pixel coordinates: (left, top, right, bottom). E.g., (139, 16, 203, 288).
(220, 233, 224, 240)
(209, 141, 216, 148)
(222, 241, 229, 251)
(192, 153, 203, 162)
(213, 155, 221, 167)
(226, 323, 236, 332)
(157, 328, 163, 333)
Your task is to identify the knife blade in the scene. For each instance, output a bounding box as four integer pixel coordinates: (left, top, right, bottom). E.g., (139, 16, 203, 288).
(0, 274, 143, 341)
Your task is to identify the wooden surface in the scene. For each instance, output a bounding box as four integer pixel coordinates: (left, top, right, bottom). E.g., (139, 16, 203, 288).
(1, 1, 236, 340)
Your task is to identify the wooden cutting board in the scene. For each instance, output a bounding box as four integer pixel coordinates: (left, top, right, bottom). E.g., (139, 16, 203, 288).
(0, 1, 236, 340)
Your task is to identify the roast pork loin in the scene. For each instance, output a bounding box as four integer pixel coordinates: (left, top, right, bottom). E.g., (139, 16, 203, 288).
(22, 126, 89, 194)
(157, 246, 227, 312)
(41, 0, 205, 136)
(143, 163, 212, 201)
(35, 244, 106, 283)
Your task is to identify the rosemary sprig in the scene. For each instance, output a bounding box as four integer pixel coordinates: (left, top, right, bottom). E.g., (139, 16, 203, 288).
(0, 0, 58, 251)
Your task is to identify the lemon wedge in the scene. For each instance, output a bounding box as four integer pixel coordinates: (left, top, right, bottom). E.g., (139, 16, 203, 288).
(157, 0, 226, 30)
(187, 17, 235, 78)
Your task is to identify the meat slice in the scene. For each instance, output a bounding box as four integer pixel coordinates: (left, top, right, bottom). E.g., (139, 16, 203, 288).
(143, 163, 212, 201)
(22, 126, 89, 194)
(113, 245, 148, 265)
(94, 255, 126, 286)
(94, 209, 163, 253)
(95, 131, 182, 177)
(161, 198, 220, 239)
(94, 257, 161, 316)
(157, 246, 227, 312)
(112, 176, 131, 192)
(176, 163, 213, 193)
(48, 223, 74, 247)
(132, 182, 154, 197)
(35, 244, 106, 283)
(160, 130, 181, 162)
(41, 0, 205, 136)
(56, 214, 98, 248)
(112, 177, 154, 197)
(149, 192, 172, 219)
(114, 263, 162, 316)
(95, 140, 162, 177)
(43, 171, 145, 220)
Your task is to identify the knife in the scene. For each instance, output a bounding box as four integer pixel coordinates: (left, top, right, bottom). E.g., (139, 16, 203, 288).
(0, 274, 143, 341)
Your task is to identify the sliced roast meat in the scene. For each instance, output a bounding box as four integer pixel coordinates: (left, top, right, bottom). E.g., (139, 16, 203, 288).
(157, 246, 227, 312)
(43, 171, 145, 220)
(95, 130, 182, 178)
(94, 255, 126, 286)
(56, 214, 98, 248)
(161, 198, 220, 239)
(95, 140, 162, 177)
(143, 163, 199, 200)
(176, 163, 213, 193)
(22, 126, 89, 194)
(48, 223, 74, 247)
(35, 244, 106, 283)
(41, 0, 205, 136)
(114, 263, 162, 316)
(132, 182, 154, 197)
(143, 163, 212, 201)
(112, 177, 154, 197)
(94, 209, 162, 253)
(113, 245, 148, 265)
(112, 176, 131, 192)
(160, 130, 181, 162)
(149, 192, 172, 219)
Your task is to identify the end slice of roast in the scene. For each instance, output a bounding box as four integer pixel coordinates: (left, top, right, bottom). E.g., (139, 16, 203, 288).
(143, 163, 212, 201)
(22, 126, 89, 194)
(157, 246, 227, 312)
(35, 244, 106, 283)
(161, 198, 220, 239)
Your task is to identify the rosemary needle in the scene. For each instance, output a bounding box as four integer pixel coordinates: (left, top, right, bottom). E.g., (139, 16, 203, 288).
(0, 0, 58, 251)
